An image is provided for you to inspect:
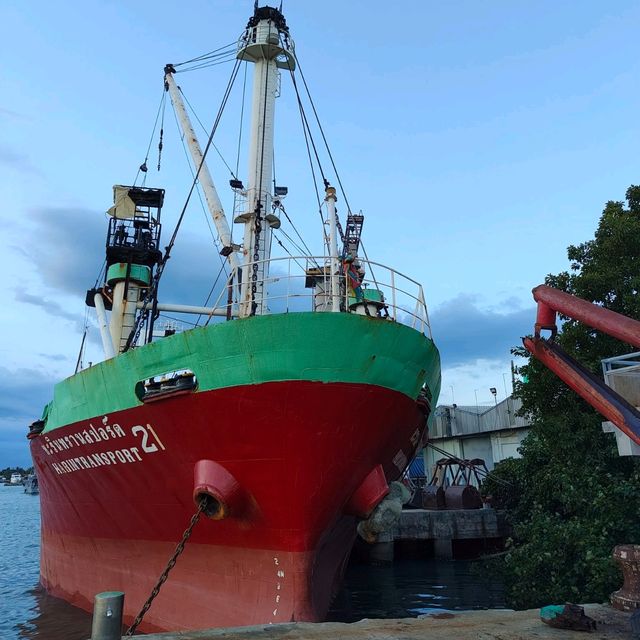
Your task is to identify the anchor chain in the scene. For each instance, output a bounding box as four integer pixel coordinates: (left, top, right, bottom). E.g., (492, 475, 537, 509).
(125, 498, 206, 636)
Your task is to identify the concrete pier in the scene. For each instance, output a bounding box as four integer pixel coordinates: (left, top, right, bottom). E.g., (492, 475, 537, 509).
(371, 508, 508, 560)
(134, 604, 631, 639)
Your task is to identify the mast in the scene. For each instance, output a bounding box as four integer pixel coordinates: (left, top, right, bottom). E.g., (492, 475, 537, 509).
(236, 5, 295, 316)
(325, 185, 341, 312)
(164, 68, 240, 274)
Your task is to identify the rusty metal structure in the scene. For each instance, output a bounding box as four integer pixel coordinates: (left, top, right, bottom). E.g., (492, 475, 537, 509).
(523, 284, 640, 446)
(422, 458, 488, 510)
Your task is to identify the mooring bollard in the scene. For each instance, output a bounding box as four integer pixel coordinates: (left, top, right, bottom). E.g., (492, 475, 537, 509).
(90, 591, 125, 640)
(611, 545, 640, 611)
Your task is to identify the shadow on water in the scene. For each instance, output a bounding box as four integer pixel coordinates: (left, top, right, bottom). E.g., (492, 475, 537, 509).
(16, 586, 91, 640)
(328, 557, 506, 622)
(0, 485, 92, 640)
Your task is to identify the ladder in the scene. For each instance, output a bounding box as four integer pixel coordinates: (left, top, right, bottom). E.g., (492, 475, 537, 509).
(342, 212, 364, 258)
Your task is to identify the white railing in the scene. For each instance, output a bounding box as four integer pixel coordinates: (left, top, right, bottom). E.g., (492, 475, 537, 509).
(602, 352, 640, 378)
(205, 255, 432, 337)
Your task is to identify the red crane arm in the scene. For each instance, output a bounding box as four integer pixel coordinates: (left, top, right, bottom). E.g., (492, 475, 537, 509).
(532, 284, 640, 347)
(524, 285, 640, 445)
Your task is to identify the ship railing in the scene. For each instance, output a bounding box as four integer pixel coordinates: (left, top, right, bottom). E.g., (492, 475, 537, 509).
(206, 255, 432, 338)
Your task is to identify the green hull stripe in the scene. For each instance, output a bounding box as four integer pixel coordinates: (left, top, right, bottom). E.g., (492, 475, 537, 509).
(44, 313, 441, 432)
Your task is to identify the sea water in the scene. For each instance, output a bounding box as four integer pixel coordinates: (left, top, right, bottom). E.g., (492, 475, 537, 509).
(0, 485, 504, 639)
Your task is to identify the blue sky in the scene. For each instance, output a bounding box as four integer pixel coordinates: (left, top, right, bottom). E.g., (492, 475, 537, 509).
(2, 0, 640, 467)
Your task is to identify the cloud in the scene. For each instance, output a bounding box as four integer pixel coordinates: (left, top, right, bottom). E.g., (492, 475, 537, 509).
(0, 418, 36, 469)
(0, 367, 55, 468)
(23, 206, 106, 295)
(14, 290, 83, 325)
(157, 234, 231, 307)
(0, 144, 40, 175)
(23, 206, 227, 310)
(0, 107, 26, 120)
(430, 293, 534, 368)
(0, 367, 54, 420)
(38, 353, 69, 362)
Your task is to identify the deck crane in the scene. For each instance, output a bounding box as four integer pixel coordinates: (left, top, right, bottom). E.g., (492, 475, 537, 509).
(523, 284, 640, 445)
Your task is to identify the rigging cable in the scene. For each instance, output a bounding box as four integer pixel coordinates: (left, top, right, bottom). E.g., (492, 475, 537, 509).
(286, 65, 326, 184)
(124, 57, 243, 351)
(355, 237, 382, 301)
(179, 87, 238, 179)
(157, 93, 166, 172)
(172, 41, 237, 67)
(287, 73, 329, 250)
(277, 227, 310, 258)
(271, 136, 321, 268)
(194, 260, 228, 326)
(171, 43, 238, 73)
(175, 55, 239, 73)
(233, 61, 248, 219)
(74, 307, 89, 374)
(158, 313, 197, 327)
(278, 203, 315, 258)
(169, 95, 229, 276)
(293, 49, 383, 290)
(284, 50, 331, 251)
(133, 88, 167, 186)
(272, 231, 309, 273)
(292, 48, 354, 217)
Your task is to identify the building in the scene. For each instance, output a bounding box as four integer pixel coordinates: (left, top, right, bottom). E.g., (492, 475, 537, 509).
(423, 396, 531, 475)
(601, 352, 640, 456)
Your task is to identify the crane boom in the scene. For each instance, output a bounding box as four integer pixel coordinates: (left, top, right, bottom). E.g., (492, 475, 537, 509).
(524, 284, 640, 445)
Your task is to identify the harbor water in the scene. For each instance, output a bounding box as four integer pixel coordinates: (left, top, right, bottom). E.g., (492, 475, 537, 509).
(0, 485, 504, 639)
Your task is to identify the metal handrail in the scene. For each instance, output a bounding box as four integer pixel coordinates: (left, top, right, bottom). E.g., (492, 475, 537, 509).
(602, 352, 640, 378)
(204, 255, 432, 337)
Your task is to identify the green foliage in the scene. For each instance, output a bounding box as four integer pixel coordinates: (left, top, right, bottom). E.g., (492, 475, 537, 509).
(0, 467, 32, 482)
(486, 186, 640, 609)
(482, 457, 525, 515)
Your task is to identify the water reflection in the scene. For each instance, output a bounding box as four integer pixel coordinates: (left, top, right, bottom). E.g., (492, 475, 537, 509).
(1, 486, 504, 638)
(329, 558, 505, 622)
(16, 586, 91, 640)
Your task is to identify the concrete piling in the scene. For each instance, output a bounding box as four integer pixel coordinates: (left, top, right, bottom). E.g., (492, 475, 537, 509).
(90, 591, 125, 640)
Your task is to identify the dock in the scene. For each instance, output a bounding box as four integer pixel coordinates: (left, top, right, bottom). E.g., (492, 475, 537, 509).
(368, 507, 509, 561)
(134, 604, 631, 639)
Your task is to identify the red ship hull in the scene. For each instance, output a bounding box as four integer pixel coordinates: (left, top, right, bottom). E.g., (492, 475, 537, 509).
(32, 380, 428, 632)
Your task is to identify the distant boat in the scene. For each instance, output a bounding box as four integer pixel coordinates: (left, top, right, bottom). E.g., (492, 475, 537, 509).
(24, 474, 39, 495)
(9, 473, 22, 485)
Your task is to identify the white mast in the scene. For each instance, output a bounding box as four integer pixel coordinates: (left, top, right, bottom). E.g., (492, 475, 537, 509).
(236, 5, 294, 316)
(325, 185, 341, 312)
(164, 68, 240, 274)
(94, 292, 115, 358)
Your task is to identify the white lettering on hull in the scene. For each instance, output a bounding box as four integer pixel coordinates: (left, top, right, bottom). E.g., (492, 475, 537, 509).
(42, 419, 166, 476)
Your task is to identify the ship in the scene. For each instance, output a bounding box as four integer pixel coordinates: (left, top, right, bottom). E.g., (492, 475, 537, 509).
(28, 5, 441, 634)
(23, 473, 39, 495)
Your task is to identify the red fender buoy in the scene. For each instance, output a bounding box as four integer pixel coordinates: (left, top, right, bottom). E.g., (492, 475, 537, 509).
(344, 464, 389, 518)
(193, 459, 247, 520)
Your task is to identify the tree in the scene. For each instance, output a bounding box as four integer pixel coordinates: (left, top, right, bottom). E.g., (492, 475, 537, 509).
(484, 186, 640, 609)
(0, 466, 32, 482)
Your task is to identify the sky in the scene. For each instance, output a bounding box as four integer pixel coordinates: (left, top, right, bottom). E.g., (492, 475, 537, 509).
(1, 0, 640, 467)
